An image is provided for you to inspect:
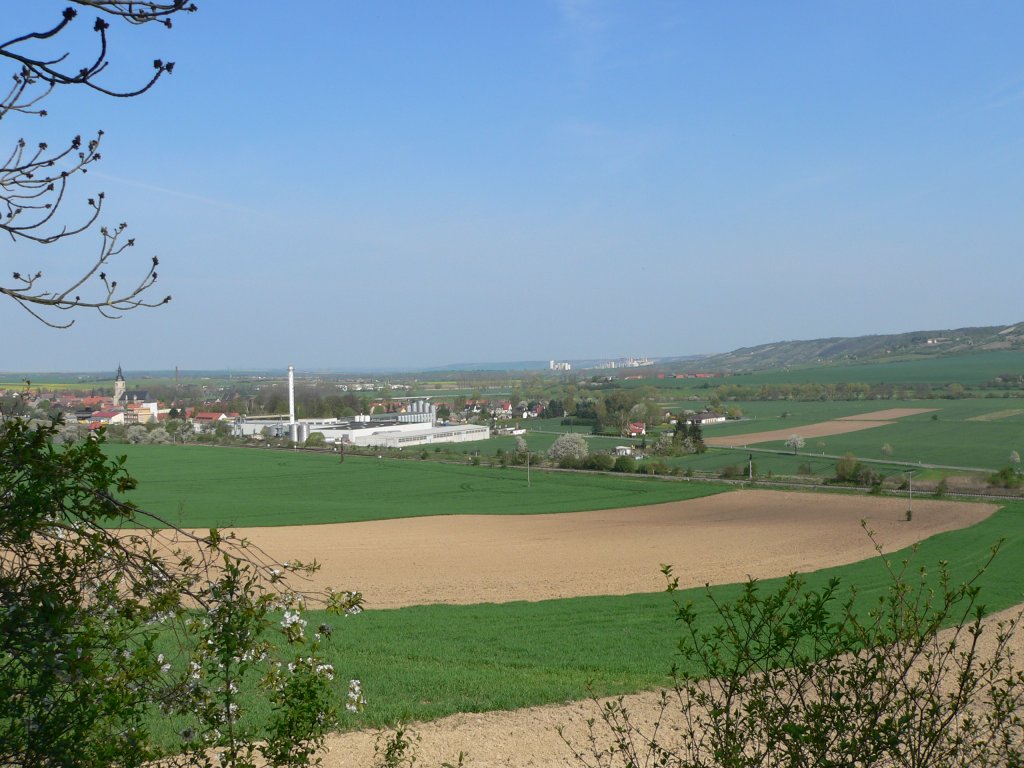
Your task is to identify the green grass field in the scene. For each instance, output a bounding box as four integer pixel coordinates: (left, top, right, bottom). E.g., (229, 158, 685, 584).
(452, 430, 639, 459)
(622, 349, 1024, 391)
(289, 500, 1024, 730)
(114, 445, 727, 528)
(751, 421, 1020, 470)
(705, 398, 1024, 430)
(692, 400, 1023, 470)
(652, 449, 881, 478)
(725, 350, 1024, 387)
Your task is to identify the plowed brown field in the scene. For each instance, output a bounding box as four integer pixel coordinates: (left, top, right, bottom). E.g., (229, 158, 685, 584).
(225, 491, 993, 609)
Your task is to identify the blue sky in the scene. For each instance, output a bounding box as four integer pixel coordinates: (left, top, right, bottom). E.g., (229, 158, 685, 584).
(4, 1, 1023, 372)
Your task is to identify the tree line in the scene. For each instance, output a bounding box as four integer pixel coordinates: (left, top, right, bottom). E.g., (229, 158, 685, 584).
(711, 381, 978, 401)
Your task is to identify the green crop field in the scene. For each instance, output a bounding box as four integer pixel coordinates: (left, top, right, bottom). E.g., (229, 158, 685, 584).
(150, 499, 1022, 734)
(451, 430, 638, 458)
(711, 398, 1024, 427)
(726, 350, 1024, 387)
(695, 400, 1022, 470)
(113, 445, 727, 528)
(752, 420, 1021, 470)
(654, 449, 867, 478)
(623, 349, 1024, 390)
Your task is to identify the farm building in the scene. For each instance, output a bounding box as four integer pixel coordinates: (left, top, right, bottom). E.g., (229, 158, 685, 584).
(687, 411, 727, 425)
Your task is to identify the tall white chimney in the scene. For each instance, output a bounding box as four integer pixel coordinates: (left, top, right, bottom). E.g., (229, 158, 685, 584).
(288, 365, 295, 424)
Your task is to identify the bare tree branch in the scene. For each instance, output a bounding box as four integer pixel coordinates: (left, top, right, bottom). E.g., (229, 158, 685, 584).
(1, 2, 196, 326)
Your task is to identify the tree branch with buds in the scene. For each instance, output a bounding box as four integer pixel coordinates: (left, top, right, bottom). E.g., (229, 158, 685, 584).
(1, 2, 195, 326)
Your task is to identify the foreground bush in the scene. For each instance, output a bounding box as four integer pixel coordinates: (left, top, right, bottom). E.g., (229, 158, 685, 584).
(566, 529, 1024, 767)
(0, 417, 361, 767)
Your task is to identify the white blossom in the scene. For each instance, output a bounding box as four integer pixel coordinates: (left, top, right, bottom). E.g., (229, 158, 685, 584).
(315, 663, 334, 681)
(346, 679, 365, 713)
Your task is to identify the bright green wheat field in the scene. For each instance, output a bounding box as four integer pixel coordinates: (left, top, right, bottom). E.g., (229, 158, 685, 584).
(113, 445, 727, 528)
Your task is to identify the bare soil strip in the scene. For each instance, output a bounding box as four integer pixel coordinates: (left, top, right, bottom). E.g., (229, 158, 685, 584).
(967, 408, 1024, 422)
(705, 408, 936, 447)
(223, 492, 994, 610)
(834, 408, 937, 421)
(705, 420, 893, 446)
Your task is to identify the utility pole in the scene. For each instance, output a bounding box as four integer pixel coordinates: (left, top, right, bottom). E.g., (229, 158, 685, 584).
(906, 470, 915, 521)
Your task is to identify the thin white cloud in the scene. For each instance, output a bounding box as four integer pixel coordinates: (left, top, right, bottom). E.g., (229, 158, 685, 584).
(91, 172, 252, 213)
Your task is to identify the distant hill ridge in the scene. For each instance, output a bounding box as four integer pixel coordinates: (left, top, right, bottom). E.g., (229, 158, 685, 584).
(668, 322, 1024, 373)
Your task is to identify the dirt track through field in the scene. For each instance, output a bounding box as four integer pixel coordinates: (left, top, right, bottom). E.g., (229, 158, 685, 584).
(704, 407, 936, 447)
(834, 408, 938, 420)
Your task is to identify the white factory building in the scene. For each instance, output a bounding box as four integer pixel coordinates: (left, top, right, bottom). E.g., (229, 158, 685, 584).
(317, 420, 489, 448)
(232, 415, 489, 448)
(230, 369, 489, 448)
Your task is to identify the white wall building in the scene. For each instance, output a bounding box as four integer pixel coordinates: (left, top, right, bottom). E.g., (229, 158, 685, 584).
(317, 422, 489, 448)
(231, 415, 489, 448)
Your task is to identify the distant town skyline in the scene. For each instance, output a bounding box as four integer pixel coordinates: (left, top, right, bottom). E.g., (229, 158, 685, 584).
(5, 2, 1023, 371)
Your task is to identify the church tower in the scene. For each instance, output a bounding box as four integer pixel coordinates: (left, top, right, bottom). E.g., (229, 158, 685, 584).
(114, 364, 126, 404)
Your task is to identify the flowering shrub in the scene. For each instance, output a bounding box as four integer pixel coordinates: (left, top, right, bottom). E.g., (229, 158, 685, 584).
(547, 432, 590, 462)
(0, 416, 362, 767)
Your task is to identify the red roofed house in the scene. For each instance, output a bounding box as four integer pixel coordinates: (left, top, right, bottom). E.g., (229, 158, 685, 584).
(82, 395, 114, 409)
(626, 422, 646, 437)
(193, 412, 233, 434)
